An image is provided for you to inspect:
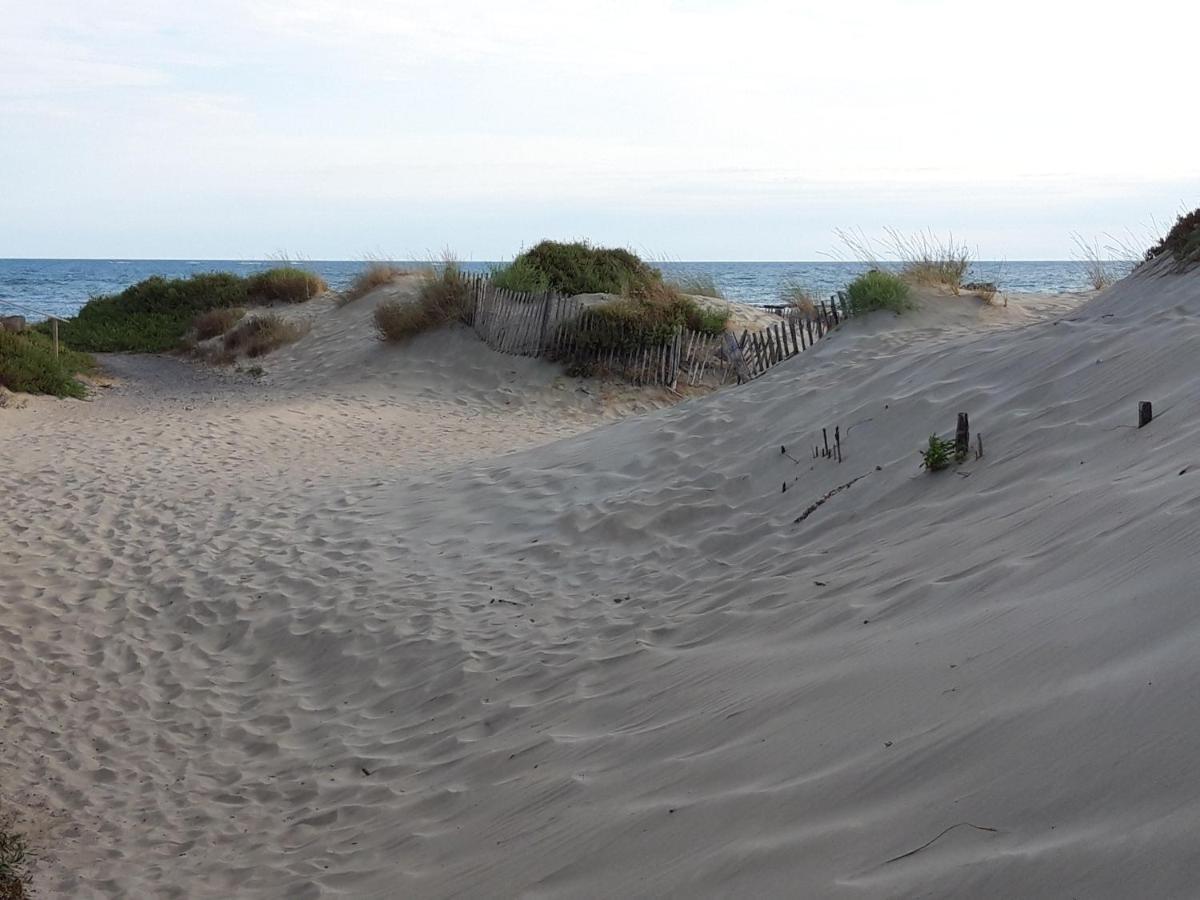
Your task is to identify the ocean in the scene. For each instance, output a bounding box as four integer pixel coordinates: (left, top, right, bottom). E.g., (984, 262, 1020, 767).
(0, 258, 1130, 321)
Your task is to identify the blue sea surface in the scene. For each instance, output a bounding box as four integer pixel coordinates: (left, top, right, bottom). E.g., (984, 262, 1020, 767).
(0, 258, 1131, 321)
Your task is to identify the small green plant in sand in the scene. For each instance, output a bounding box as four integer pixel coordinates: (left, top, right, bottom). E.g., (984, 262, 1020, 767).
(0, 329, 94, 398)
(844, 269, 914, 315)
(920, 434, 960, 472)
(0, 824, 29, 900)
(339, 261, 412, 306)
(375, 258, 475, 342)
(222, 314, 310, 358)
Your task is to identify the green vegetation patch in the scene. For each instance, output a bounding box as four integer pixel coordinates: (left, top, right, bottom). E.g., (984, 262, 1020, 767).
(0, 822, 29, 899)
(844, 269, 915, 315)
(0, 329, 94, 399)
(492, 241, 661, 296)
(55, 269, 326, 353)
(1146, 207, 1200, 268)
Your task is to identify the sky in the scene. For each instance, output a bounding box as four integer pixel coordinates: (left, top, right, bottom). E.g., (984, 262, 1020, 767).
(2, 0, 1198, 260)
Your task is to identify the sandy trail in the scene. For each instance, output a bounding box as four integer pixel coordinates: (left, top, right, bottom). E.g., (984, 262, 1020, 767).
(9, 278, 1200, 898)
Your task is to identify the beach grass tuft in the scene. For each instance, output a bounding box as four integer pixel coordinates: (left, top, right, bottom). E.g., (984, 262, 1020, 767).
(1071, 234, 1116, 290)
(222, 314, 310, 358)
(844, 269, 914, 314)
(191, 307, 246, 341)
(375, 257, 474, 342)
(887, 229, 972, 292)
(780, 280, 818, 316)
(245, 267, 327, 304)
(667, 273, 725, 299)
(339, 262, 413, 306)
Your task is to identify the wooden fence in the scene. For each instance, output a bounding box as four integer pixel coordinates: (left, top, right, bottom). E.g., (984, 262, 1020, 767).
(464, 275, 850, 388)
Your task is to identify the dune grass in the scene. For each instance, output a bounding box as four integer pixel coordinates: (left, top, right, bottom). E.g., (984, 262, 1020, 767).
(887, 229, 972, 293)
(0, 329, 94, 398)
(191, 307, 246, 341)
(780, 280, 818, 315)
(1071, 234, 1116, 290)
(54, 269, 325, 353)
(245, 267, 327, 304)
(222, 314, 310, 358)
(667, 273, 725, 299)
(375, 260, 474, 342)
(845, 269, 914, 314)
(1146, 207, 1200, 269)
(339, 262, 413, 306)
(834, 228, 974, 293)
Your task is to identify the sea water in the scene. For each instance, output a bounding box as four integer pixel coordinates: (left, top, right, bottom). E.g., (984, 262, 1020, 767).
(0, 258, 1132, 321)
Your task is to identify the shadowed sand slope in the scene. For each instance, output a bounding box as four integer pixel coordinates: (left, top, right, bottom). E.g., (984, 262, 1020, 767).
(3, 271, 1198, 897)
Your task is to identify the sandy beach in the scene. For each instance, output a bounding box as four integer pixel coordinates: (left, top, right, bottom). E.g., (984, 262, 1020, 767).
(4, 267, 1200, 897)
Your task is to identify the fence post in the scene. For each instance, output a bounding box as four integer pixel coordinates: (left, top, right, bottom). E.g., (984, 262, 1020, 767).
(956, 413, 970, 459)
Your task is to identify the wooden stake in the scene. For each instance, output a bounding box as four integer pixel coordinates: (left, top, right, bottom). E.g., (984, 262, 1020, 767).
(955, 413, 970, 459)
(1138, 401, 1153, 428)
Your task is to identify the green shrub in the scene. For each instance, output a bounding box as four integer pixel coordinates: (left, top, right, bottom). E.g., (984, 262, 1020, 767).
(845, 269, 914, 314)
(222, 314, 309, 358)
(490, 256, 552, 293)
(54, 268, 326, 353)
(0, 329, 93, 398)
(1146, 208, 1200, 268)
(192, 307, 246, 341)
(494, 240, 661, 296)
(56, 273, 248, 352)
(246, 267, 327, 304)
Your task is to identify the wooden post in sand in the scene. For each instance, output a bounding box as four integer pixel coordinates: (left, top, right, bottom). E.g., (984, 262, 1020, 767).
(956, 413, 970, 459)
(1138, 401, 1153, 429)
(52, 319, 60, 360)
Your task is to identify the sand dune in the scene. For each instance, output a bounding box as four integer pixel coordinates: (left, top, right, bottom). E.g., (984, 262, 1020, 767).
(4, 270, 1197, 898)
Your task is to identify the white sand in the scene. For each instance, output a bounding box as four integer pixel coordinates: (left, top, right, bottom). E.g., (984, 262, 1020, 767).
(3, 270, 1197, 898)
